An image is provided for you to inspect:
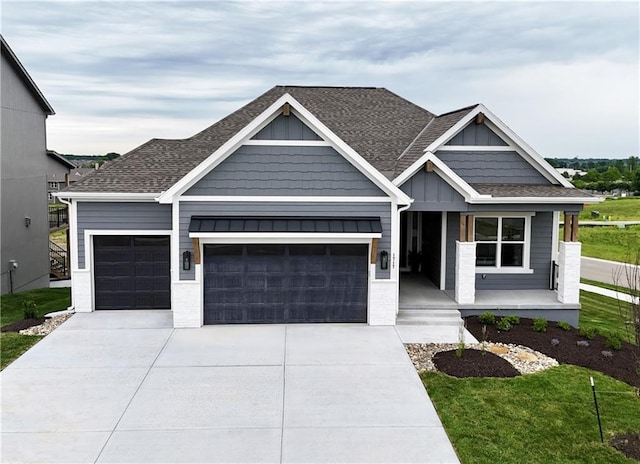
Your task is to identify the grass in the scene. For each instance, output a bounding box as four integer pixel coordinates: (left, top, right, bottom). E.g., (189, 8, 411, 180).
(579, 290, 634, 343)
(0, 287, 70, 370)
(49, 227, 68, 248)
(1, 287, 70, 326)
(0, 333, 43, 370)
(422, 365, 640, 464)
(580, 197, 640, 222)
(573, 225, 640, 263)
(581, 278, 632, 294)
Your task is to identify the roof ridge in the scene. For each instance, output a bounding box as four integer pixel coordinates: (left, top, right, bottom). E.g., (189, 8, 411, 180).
(276, 85, 381, 89)
(396, 116, 436, 161)
(437, 104, 479, 117)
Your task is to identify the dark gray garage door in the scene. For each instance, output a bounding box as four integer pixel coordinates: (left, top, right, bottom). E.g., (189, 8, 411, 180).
(203, 244, 368, 324)
(94, 236, 171, 310)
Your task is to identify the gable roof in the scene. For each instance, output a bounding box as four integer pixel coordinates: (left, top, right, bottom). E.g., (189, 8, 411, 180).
(65, 86, 434, 194)
(47, 150, 76, 169)
(1, 35, 55, 115)
(395, 105, 478, 175)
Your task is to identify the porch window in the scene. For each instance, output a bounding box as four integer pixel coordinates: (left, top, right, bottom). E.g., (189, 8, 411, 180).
(475, 216, 529, 270)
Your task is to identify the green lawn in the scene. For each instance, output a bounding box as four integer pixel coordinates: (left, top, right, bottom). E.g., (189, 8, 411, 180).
(580, 197, 640, 221)
(423, 366, 640, 464)
(579, 290, 634, 343)
(577, 225, 640, 263)
(0, 287, 71, 370)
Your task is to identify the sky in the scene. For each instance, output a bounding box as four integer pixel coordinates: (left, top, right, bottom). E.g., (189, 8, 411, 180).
(2, 0, 639, 159)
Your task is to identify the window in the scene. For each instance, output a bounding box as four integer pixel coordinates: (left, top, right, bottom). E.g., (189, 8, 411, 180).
(475, 216, 530, 271)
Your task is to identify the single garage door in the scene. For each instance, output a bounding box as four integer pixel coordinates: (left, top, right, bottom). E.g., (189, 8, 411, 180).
(203, 244, 368, 324)
(93, 235, 171, 310)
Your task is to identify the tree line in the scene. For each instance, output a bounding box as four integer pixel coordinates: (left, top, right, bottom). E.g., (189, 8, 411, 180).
(546, 156, 640, 194)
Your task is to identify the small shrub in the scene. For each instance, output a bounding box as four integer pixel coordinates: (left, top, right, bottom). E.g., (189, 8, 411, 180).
(605, 332, 624, 351)
(478, 312, 496, 325)
(21, 300, 37, 320)
(557, 321, 572, 331)
(532, 318, 548, 333)
(579, 327, 598, 340)
(503, 315, 521, 326)
(496, 318, 512, 332)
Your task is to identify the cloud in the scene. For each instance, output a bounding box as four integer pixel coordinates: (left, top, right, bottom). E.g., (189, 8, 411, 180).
(2, 0, 638, 156)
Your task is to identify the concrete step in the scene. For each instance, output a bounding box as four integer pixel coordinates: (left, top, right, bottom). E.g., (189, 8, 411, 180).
(397, 309, 464, 326)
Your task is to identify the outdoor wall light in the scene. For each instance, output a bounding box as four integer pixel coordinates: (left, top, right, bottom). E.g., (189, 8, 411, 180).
(182, 250, 191, 271)
(24, 217, 31, 227)
(380, 250, 389, 270)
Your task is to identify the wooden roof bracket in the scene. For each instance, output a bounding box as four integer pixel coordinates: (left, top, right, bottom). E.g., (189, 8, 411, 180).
(282, 103, 290, 117)
(475, 112, 485, 125)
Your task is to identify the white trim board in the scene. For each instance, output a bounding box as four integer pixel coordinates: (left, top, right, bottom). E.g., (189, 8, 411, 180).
(157, 93, 411, 206)
(436, 145, 515, 152)
(179, 196, 392, 203)
(242, 140, 330, 147)
(54, 192, 159, 201)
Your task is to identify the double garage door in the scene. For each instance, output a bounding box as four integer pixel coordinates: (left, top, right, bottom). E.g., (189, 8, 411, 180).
(93, 236, 171, 310)
(203, 243, 368, 324)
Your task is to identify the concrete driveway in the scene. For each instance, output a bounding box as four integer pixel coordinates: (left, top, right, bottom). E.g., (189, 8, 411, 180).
(1, 311, 459, 464)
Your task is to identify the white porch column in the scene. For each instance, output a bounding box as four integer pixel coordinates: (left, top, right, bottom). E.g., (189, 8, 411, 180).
(455, 241, 476, 304)
(557, 241, 581, 304)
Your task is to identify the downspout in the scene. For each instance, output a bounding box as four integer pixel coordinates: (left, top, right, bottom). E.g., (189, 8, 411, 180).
(56, 195, 75, 312)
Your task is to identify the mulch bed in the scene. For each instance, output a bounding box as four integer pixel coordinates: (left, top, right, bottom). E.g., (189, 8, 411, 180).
(611, 433, 640, 462)
(465, 316, 640, 388)
(433, 349, 520, 378)
(0, 317, 46, 333)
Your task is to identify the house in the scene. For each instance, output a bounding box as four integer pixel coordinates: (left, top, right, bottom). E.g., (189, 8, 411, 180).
(57, 86, 597, 326)
(1, 35, 55, 294)
(46, 150, 75, 203)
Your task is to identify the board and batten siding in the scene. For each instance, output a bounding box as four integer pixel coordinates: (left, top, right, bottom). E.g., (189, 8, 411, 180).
(184, 145, 385, 197)
(76, 202, 172, 269)
(445, 211, 553, 291)
(179, 201, 392, 280)
(436, 150, 550, 184)
(400, 170, 467, 211)
(445, 122, 508, 146)
(251, 113, 321, 141)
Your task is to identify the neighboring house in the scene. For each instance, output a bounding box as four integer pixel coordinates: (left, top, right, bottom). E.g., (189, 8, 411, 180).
(556, 168, 587, 180)
(46, 150, 75, 203)
(57, 86, 598, 327)
(1, 36, 55, 294)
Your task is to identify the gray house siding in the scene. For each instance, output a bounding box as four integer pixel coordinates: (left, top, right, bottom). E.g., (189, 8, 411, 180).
(184, 145, 385, 197)
(436, 151, 550, 184)
(446, 122, 507, 146)
(400, 171, 467, 211)
(252, 114, 321, 140)
(0, 52, 49, 294)
(179, 201, 391, 280)
(76, 202, 172, 269)
(445, 212, 553, 291)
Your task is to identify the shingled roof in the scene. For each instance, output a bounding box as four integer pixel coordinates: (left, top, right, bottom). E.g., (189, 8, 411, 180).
(394, 105, 477, 175)
(471, 184, 592, 198)
(65, 86, 435, 193)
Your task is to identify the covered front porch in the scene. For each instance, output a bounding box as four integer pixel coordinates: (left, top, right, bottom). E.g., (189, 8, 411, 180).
(398, 272, 580, 325)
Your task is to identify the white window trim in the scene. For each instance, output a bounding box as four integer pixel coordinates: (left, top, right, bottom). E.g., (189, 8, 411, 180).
(474, 213, 534, 274)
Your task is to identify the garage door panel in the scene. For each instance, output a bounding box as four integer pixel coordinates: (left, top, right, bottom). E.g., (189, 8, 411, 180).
(203, 243, 367, 324)
(94, 235, 170, 310)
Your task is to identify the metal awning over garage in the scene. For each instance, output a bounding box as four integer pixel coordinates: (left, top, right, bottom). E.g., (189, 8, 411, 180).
(189, 216, 383, 235)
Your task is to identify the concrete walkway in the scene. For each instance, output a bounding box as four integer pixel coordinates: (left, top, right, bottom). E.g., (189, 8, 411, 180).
(1, 312, 459, 464)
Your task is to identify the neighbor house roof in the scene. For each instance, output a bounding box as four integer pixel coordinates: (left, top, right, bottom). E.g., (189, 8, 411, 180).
(64, 86, 435, 193)
(47, 150, 76, 169)
(1, 35, 55, 115)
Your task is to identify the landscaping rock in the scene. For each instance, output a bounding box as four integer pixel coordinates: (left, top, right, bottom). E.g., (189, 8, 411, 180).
(19, 314, 72, 336)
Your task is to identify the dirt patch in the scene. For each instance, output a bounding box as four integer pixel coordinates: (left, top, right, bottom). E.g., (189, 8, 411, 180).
(1, 318, 46, 333)
(611, 433, 640, 462)
(433, 349, 521, 378)
(465, 317, 640, 388)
